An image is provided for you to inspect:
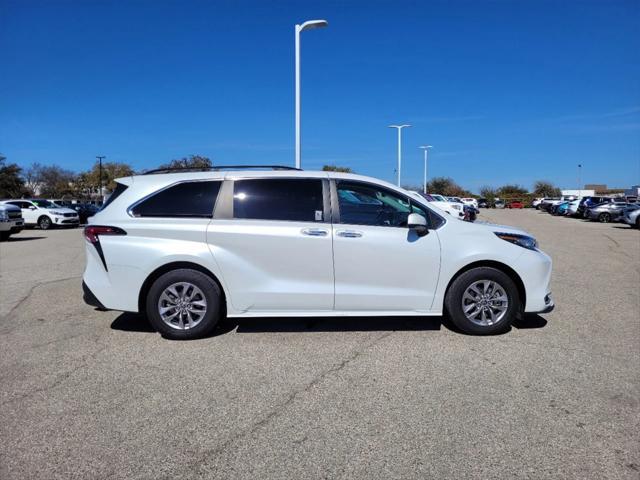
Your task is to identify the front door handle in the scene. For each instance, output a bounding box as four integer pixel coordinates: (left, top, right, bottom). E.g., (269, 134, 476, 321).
(336, 230, 363, 238)
(301, 228, 328, 237)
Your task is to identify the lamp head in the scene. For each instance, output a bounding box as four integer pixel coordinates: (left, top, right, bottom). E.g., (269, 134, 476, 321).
(299, 20, 328, 31)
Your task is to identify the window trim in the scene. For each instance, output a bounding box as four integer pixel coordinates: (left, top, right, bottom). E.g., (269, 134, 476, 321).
(227, 177, 330, 224)
(126, 179, 222, 219)
(331, 179, 445, 230)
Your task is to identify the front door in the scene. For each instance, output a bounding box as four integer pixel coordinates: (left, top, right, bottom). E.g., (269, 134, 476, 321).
(8, 201, 37, 224)
(332, 180, 441, 312)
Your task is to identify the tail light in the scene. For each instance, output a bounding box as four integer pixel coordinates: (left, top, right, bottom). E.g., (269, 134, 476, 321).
(84, 225, 127, 243)
(84, 226, 126, 271)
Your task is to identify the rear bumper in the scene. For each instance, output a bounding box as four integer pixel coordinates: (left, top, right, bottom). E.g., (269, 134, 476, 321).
(82, 281, 108, 310)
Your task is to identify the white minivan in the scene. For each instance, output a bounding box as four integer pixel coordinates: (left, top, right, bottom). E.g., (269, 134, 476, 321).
(82, 167, 553, 339)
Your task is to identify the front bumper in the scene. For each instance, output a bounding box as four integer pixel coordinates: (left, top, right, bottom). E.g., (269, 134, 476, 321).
(0, 219, 24, 232)
(533, 293, 554, 314)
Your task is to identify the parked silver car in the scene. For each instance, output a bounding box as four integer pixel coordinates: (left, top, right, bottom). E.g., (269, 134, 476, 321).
(622, 206, 640, 228)
(586, 202, 635, 223)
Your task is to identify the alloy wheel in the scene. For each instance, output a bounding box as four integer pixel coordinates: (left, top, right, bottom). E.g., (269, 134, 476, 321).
(461, 280, 509, 326)
(157, 282, 208, 330)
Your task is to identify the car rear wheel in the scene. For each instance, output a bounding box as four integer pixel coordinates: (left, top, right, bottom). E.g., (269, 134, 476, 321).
(598, 213, 611, 223)
(0, 231, 10, 241)
(445, 267, 520, 335)
(38, 216, 52, 230)
(146, 269, 223, 340)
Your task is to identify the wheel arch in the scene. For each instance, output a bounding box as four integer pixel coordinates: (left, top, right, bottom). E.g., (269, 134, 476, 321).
(444, 260, 526, 312)
(137, 261, 227, 315)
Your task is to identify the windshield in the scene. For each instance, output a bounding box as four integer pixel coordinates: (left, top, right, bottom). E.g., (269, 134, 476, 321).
(31, 200, 61, 208)
(432, 195, 446, 202)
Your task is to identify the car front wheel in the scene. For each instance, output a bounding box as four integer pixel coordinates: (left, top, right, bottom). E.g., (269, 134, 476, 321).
(598, 213, 611, 223)
(445, 267, 520, 335)
(146, 268, 222, 340)
(38, 216, 52, 230)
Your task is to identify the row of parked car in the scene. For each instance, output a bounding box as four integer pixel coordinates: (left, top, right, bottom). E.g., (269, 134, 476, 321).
(408, 193, 480, 222)
(0, 198, 101, 240)
(533, 196, 640, 227)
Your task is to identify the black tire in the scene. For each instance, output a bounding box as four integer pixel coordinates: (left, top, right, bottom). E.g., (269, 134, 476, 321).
(0, 231, 10, 241)
(146, 268, 222, 340)
(636, 217, 640, 229)
(38, 216, 52, 230)
(444, 267, 520, 335)
(598, 213, 611, 223)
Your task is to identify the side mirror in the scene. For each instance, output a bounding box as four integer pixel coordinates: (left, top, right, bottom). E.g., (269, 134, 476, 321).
(29, 206, 37, 210)
(407, 213, 428, 237)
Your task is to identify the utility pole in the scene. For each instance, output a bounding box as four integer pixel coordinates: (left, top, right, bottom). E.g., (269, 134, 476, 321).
(419, 145, 433, 194)
(96, 155, 106, 203)
(294, 19, 328, 169)
(388, 125, 411, 186)
(578, 164, 582, 197)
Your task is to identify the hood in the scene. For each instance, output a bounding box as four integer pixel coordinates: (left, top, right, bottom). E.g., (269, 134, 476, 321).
(49, 207, 77, 214)
(0, 203, 21, 212)
(466, 219, 532, 237)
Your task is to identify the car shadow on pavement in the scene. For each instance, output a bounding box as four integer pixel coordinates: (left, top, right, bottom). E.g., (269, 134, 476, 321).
(111, 312, 547, 338)
(110, 312, 442, 337)
(235, 316, 442, 333)
(6, 236, 46, 242)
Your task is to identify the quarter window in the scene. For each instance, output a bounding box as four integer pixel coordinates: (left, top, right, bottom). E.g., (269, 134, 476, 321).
(337, 181, 442, 228)
(233, 179, 324, 222)
(131, 181, 221, 218)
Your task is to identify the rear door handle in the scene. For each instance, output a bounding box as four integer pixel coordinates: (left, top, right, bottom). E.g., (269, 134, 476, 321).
(336, 230, 363, 238)
(301, 228, 328, 237)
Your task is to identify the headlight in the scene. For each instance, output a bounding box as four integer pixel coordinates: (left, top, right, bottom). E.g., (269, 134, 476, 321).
(452, 204, 462, 210)
(49, 210, 60, 216)
(494, 232, 538, 250)
(0, 210, 7, 220)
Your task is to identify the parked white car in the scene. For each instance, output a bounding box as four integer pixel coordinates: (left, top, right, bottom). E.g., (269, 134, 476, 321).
(566, 199, 581, 216)
(0, 203, 24, 240)
(427, 194, 465, 218)
(0, 199, 79, 230)
(461, 197, 478, 209)
(82, 167, 554, 339)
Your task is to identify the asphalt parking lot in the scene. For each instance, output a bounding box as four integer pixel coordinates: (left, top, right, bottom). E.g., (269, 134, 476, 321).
(1, 210, 638, 479)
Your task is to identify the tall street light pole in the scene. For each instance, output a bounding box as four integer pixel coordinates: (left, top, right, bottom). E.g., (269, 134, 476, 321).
(577, 163, 582, 197)
(295, 19, 328, 170)
(419, 145, 432, 194)
(388, 125, 410, 186)
(96, 155, 106, 202)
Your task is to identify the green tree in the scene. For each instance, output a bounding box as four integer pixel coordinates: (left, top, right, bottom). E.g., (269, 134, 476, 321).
(157, 155, 212, 170)
(497, 184, 528, 197)
(76, 161, 135, 195)
(533, 180, 561, 197)
(322, 165, 354, 173)
(427, 177, 472, 197)
(0, 156, 29, 198)
(479, 186, 497, 200)
(37, 165, 77, 197)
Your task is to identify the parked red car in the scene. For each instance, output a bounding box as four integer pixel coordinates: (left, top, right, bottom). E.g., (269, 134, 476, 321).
(506, 201, 524, 209)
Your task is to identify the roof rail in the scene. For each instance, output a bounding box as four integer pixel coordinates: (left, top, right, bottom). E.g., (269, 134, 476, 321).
(141, 165, 302, 175)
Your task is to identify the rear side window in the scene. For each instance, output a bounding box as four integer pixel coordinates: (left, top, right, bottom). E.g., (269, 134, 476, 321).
(101, 183, 129, 211)
(131, 181, 221, 218)
(233, 178, 324, 222)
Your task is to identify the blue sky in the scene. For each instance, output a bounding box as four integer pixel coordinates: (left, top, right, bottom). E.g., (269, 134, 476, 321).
(1, 0, 639, 193)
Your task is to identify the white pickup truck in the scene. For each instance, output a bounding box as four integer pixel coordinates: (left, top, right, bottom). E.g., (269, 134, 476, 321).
(0, 203, 24, 240)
